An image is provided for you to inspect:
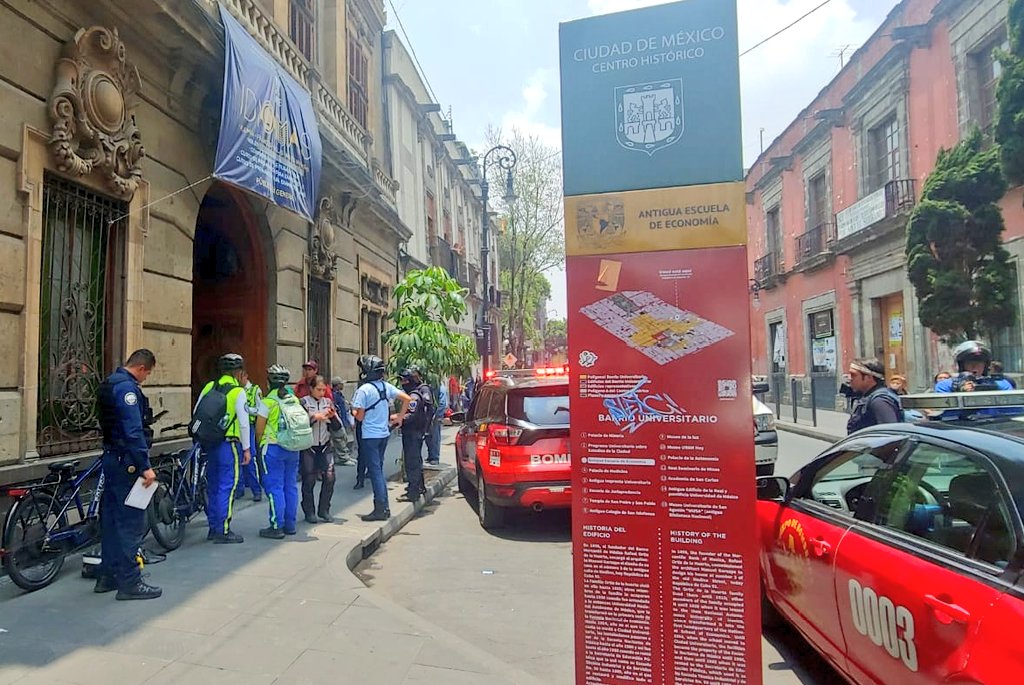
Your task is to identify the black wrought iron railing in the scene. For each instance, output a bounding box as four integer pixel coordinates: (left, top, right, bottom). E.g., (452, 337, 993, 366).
(754, 252, 783, 285)
(884, 178, 916, 216)
(795, 222, 836, 263)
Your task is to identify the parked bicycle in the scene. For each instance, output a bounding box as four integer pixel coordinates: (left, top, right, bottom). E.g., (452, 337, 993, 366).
(146, 423, 207, 552)
(0, 455, 108, 591)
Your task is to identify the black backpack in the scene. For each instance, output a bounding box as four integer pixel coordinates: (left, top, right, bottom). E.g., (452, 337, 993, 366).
(190, 382, 234, 449)
(405, 383, 435, 432)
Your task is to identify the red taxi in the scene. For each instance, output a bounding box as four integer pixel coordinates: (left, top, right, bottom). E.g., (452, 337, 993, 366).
(453, 367, 571, 529)
(757, 391, 1024, 684)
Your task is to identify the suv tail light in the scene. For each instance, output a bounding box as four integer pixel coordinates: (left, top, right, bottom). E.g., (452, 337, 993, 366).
(490, 424, 523, 446)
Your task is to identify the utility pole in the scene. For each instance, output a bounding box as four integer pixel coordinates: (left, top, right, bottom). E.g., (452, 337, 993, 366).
(478, 145, 517, 378)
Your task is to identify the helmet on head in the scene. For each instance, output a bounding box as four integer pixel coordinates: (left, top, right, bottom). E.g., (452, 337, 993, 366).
(399, 366, 422, 384)
(267, 364, 291, 386)
(953, 340, 992, 373)
(217, 353, 244, 373)
(358, 355, 386, 381)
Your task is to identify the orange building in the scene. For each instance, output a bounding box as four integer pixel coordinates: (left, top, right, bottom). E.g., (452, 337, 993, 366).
(746, 0, 1023, 406)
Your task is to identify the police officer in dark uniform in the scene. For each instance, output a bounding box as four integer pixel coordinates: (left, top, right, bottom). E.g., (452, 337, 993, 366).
(845, 357, 902, 435)
(95, 348, 162, 600)
(397, 366, 433, 504)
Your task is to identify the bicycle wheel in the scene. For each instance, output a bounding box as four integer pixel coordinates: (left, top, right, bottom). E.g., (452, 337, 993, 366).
(1, 491, 67, 591)
(146, 468, 188, 551)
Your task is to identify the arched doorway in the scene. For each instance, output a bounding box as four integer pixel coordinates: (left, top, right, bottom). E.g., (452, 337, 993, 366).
(192, 182, 269, 399)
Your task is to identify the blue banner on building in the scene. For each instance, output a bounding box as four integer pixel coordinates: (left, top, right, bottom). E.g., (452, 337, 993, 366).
(559, 0, 741, 196)
(214, 5, 322, 221)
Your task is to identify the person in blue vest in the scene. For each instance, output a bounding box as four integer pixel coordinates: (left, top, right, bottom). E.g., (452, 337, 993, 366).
(234, 369, 263, 503)
(846, 358, 902, 434)
(95, 348, 162, 600)
(255, 364, 300, 539)
(351, 355, 412, 521)
(935, 341, 1014, 392)
(196, 353, 251, 544)
(424, 377, 448, 469)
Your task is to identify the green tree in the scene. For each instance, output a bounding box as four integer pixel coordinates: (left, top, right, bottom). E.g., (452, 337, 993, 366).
(906, 129, 1015, 341)
(543, 318, 567, 359)
(384, 266, 477, 384)
(996, 0, 1024, 184)
(484, 127, 564, 364)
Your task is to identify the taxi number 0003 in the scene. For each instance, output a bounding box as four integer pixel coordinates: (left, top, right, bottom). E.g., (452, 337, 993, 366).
(847, 579, 918, 672)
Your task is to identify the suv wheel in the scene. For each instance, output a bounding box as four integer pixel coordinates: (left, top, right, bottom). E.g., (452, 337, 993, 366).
(457, 462, 471, 496)
(476, 467, 506, 530)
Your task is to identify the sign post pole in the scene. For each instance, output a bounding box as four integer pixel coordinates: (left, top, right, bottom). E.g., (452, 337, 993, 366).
(559, 2, 762, 683)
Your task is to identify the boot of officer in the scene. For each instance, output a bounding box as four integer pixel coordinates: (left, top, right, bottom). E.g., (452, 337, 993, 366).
(96, 349, 162, 600)
(198, 353, 252, 544)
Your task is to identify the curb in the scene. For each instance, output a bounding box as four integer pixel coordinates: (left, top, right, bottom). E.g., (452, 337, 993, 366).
(345, 466, 456, 571)
(776, 421, 843, 443)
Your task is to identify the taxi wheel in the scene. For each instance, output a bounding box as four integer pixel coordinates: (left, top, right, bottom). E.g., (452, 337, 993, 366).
(476, 468, 506, 530)
(457, 465, 471, 496)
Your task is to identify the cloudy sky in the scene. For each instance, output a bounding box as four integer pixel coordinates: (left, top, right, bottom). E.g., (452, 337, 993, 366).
(386, 0, 898, 317)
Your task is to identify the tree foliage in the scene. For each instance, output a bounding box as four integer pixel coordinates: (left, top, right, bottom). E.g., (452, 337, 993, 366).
(996, 0, 1024, 184)
(906, 129, 1015, 340)
(543, 318, 567, 357)
(484, 127, 564, 363)
(384, 267, 478, 384)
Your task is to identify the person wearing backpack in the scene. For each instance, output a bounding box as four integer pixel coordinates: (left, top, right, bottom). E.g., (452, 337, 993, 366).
(351, 355, 412, 521)
(300, 376, 340, 523)
(193, 353, 251, 544)
(397, 367, 434, 503)
(254, 364, 308, 539)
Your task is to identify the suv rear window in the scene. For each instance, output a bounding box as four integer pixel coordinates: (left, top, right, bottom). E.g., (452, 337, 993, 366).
(508, 389, 570, 426)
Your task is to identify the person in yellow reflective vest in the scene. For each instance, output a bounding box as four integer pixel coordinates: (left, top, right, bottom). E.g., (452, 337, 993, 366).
(235, 369, 264, 503)
(255, 364, 300, 538)
(195, 353, 251, 544)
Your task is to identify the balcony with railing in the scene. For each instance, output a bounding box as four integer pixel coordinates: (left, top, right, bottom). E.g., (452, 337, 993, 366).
(754, 251, 784, 288)
(834, 179, 916, 252)
(217, 0, 399, 209)
(794, 221, 837, 270)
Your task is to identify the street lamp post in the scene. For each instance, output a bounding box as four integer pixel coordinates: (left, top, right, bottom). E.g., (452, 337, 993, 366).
(479, 144, 517, 378)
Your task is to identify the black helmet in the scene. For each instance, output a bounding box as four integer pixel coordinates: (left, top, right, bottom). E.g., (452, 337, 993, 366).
(267, 364, 291, 386)
(953, 340, 992, 373)
(217, 353, 244, 373)
(399, 366, 422, 383)
(358, 355, 386, 381)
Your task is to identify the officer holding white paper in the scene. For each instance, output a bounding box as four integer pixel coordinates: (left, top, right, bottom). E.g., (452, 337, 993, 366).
(95, 348, 162, 600)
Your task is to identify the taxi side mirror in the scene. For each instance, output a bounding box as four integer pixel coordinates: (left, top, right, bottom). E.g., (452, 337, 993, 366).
(757, 476, 790, 502)
(752, 381, 770, 395)
(449, 411, 466, 424)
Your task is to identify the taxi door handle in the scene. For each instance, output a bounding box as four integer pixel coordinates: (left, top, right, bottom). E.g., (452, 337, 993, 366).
(924, 594, 971, 624)
(810, 538, 831, 557)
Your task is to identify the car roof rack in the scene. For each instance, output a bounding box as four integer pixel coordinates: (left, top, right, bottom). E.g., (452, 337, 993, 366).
(900, 390, 1024, 411)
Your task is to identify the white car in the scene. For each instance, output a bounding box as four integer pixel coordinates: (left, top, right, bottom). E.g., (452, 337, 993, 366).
(753, 380, 778, 476)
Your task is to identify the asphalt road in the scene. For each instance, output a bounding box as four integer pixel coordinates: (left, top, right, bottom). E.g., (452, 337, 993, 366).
(357, 431, 843, 684)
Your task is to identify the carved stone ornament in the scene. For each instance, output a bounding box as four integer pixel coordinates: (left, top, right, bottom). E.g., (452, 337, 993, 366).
(310, 197, 340, 281)
(48, 26, 145, 199)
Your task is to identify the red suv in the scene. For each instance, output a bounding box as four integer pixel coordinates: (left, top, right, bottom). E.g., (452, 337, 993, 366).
(454, 368, 571, 529)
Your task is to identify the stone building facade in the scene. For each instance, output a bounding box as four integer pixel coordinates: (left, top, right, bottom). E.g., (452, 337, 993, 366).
(0, 0, 413, 481)
(746, 0, 1024, 406)
(382, 31, 498, 373)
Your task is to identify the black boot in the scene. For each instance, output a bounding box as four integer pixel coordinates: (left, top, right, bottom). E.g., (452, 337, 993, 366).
(94, 576, 117, 594)
(318, 510, 333, 522)
(115, 581, 163, 601)
(360, 507, 390, 522)
(304, 513, 318, 524)
(259, 527, 285, 540)
(210, 530, 244, 544)
(353, 479, 365, 490)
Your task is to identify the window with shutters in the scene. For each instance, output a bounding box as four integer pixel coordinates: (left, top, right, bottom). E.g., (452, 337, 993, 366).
(868, 116, 901, 192)
(347, 32, 369, 129)
(38, 174, 127, 456)
(307, 276, 331, 378)
(289, 0, 316, 63)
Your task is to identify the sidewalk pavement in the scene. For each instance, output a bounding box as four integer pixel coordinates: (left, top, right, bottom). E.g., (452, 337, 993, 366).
(772, 402, 847, 443)
(0, 428, 540, 685)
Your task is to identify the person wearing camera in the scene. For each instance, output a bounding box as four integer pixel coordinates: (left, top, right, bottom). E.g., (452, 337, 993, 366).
(934, 341, 1013, 393)
(844, 358, 902, 434)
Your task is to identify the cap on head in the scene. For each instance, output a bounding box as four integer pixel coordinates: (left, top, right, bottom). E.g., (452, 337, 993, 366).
(302, 360, 318, 372)
(217, 353, 244, 373)
(330, 376, 344, 387)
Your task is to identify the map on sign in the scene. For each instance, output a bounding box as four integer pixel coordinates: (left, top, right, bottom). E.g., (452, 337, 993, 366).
(581, 291, 734, 365)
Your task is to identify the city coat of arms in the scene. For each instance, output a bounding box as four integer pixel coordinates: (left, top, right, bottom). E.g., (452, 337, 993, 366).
(615, 79, 684, 156)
